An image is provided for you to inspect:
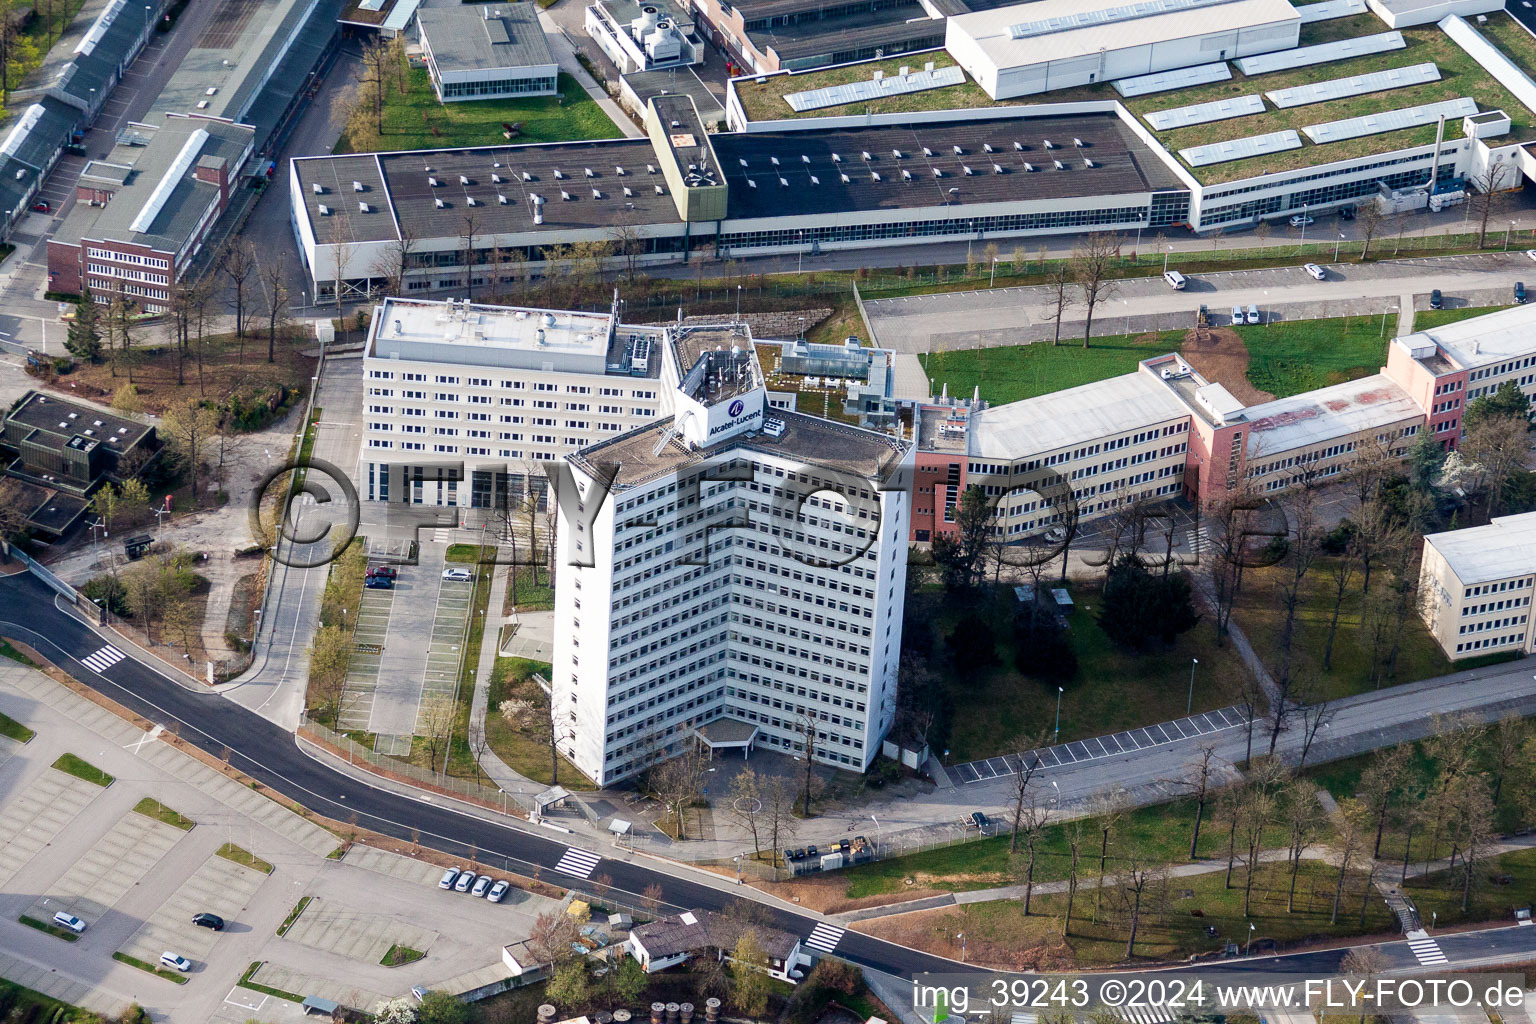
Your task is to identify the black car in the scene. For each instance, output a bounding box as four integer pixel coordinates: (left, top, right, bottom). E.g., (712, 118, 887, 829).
(1430, 289, 1443, 310)
(1340, 206, 1357, 221)
(192, 913, 225, 931)
(1516, 282, 1527, 305)
(970, 811, 991, 830)
(364, 575, 394, 589)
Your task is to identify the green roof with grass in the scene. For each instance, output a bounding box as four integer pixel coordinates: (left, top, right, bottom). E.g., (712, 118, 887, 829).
(731, 12, 1536, 186)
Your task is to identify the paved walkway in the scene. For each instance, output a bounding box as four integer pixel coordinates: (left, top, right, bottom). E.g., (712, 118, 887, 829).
(536, 8, 643, 138)
(467, 561, 544, 813)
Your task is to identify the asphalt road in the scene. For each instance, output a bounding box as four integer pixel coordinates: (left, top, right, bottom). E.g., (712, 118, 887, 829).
(5, 568, 1536, 1004)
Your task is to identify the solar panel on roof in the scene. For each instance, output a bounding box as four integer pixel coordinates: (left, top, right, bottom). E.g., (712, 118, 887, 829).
(783, 65, 964, 112)
(1180, 130, 1302, 167)
(1265, 62, 1440, 108)
(1112, 63, 1228, 96)
(1235, 31, 1403, 75)
(1302, 97, 1477, 143)
(1007, 0, 1242, 40)
(1294, 0, 1367, 22)
(1144, 94, 1264, 131)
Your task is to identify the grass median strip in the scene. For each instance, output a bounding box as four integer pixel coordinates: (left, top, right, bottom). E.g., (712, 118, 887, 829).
(217, 842, 273, 875)
(380, 943, 426, 967)
(112, 952, 188, 984)
(0, 710, 34, 743)
(277, 896, 312, 936)
(238, 961, 305, 1002)
(52, 753, 113, 787)
(132, 798, 194, 831)
(18, 915, 79, 942)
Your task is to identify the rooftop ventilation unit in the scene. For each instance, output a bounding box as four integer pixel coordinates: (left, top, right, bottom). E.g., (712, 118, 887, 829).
(738, 158, 748, 167)
(318, 203, 330, 215)
(616, 166, 626, 175)
(522, 171, 532, 181)
(428, 176, 438, 186)
(585, 167, 594, 177)
(554, 169, 564, 179)
(561, 190, 572, 200)
(747, 178, 757, 188)
(932, 167, 942, 177)
(1074, 138, 1084, 147)
(1053, 159, 1065, 169)
(492, 173, 502, 183)
(801, 154, 810, 164)
(831, 153, 842, 162)
(953, 145, 963, 155)
(647, 163, 657, 173)
(1014, 141, 1024, 150)
(591, 188, 601, 199)
(840, 172, 851, 183)
(1084, 158, 1095, 167)
(654, 184, 663, 194)
(623, 185, 633, 196)
(994, 163, 1005, 173)
(498, 193, 508, 204)
(871, 170, 881, 181)
(434, 197, 444, 208)
(770, 156, 779, 166)
(902, 168, 912, 180)
(312, 182, 323, 194)
(1043, 140, 1054, 149)
(809, 174, 819, 184)
(861, 151, 871, 160)
(891, 149, 902, 159)
(778, 176, 788, 187)
(467, 196, 476, 205)
(922, 146, 934, 157)
(359, 201, 369, 212)
(963, 165, 973, 175)
(459, 174, 469, 185)
(1023, 162, 1034, 171)
(352, 180, 363, 191)
(984, 143, 994, 153)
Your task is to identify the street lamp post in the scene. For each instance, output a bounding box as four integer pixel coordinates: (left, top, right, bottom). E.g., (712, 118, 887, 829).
(1335, 232, 1344, 262)
(734, 855, 742, 884)
(870, 814, 880, 855)
(1187, 658, 1198, 715)
(1246, 922, 1255, 956)
(736, 283, 742, 318)
(1506, 221, 1515, 250)
(1163, 246, 1172, 274)
(1054, 686, 1063, 741)
(1381, 304, 1397, 339)
(1299, 205, 1309, 248)
(957, 932, 966, 962)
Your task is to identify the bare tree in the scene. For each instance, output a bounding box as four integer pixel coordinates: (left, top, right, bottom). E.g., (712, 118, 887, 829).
(1114, 850, 1167, 958)
(1462, 409, 1531, 517)
(1331, 796, 1369, 924)
(1007, 735, 1048, 854)
(1489, 712, 1530, 808)
(760, 775, 799, 865)
(795, 713, 822, 816)
(219, 239, 258, 352)
(1269, 483, 1321, 751)
(727, 767, 764, 860)
(1340, 946, 1390, 1024)
(461, 210, 481, 298)
(1469, 162, 1513, 250)
(371, 222, 419, 296)
(161, 398, 221, 507)
(1042, 260, 1073, 346)
(1177, 745, 1221, 859)
(1360, 743, 1412, 858)
(1071, 231, 1119, 348)
(649, 744, 706, 840)
(260, 251, 291, 363)
(1014, 795, 1051, 915)
(1356, 200, 1385, 261)
(1063, 815, 1088, 935)
(1282, 780, 1322, 912)
(417, 694, 457, 774)
(1321, 550, 1356, 671)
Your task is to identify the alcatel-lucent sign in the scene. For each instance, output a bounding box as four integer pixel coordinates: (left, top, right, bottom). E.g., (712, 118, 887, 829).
(707, 391, 764, 439)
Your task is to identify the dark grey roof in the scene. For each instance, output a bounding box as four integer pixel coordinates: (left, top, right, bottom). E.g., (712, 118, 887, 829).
(418, 4, 556, 73)
(748, 7, 945, 62)
(0, 100, 76, 172)
(6, 391, 155, 454)
(632, 911, 800, 961)
(711, 112, 1185, 219)
(72, 116, 255, 253)
(295, 138, 684, 244)
(622, 67, 725, 125)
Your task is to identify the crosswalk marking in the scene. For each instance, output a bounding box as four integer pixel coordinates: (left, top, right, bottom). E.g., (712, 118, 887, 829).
(1408, 936, 1448, 965)
(553, 846, 601, 879)
(805, 923, 844, 953)
(80, 645, 126, 674)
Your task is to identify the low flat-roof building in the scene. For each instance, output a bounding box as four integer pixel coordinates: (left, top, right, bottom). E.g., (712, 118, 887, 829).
(1419, 512, 1536, 660)
(689, 0, 942, 74)
(945, 0, 1300, 99)
(1, 391, 159, 537)
(290, 95, 1189, 302)
(337, 0, 422, 37)
(586, 0, 703, 75)
(47, 114, 256, 312)
(418, 5, 558, 102)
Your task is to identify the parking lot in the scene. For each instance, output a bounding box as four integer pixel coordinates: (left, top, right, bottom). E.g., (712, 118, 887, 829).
(116, 850, 270, 971)
(414, 573, 475, 732)
(337, 585, 394, 733)
(25, 807, 185, 924)
(0, 658, 563, 1022)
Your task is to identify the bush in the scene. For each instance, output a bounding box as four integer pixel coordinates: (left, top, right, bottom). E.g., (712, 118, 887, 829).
(787, 959, 867, 1024)
(82, 575, 130, 616)
(52, 357, 75, 375)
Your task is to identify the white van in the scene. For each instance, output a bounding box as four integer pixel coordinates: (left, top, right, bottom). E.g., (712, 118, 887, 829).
(1164, 270, 1187, 290)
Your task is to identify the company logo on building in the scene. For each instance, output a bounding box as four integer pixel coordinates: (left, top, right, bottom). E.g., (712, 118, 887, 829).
(728, 399, 744, 417)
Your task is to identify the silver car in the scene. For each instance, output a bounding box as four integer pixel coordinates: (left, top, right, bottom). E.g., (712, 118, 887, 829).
(454, 870, 477, 893)
(471, 874, 493, 898)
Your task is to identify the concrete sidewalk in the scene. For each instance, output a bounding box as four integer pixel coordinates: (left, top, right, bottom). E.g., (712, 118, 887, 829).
(537, 9, 643, 138)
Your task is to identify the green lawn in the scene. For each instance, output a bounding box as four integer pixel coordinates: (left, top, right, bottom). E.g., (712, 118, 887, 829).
(503, 565, 554, 612)
(52, 753, 113, 788)
(1410, 305, 1504, 331)
(112, 952, 188, 984)
(912, 583, 1255, 764)
(1229, 556, 1456, 702)
(238, 962, 304, 1003)
(484, 655, 593, 788)
(18, 915, 80, 943)
(840, 793, 1317, 899)
(133, 798, 195, 831)
(880, 860, 1395, 968)
(0, 978, 88, 1022)
(919, 331, 1184, 406)
(277, 896, 311, 936)
(0, 710, 34, 743)
(335, 69, 621, 153)
(0, 639, 38, 668)
(1235, 314, 1392, 398)
(917, 316, 1395, 408)
(380, 943, 426, 967)
(1406, 845, 1536, 929)
(217, 843, 273, 875)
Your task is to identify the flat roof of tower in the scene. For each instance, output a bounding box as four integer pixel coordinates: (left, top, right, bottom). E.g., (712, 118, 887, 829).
(1424, 512, 1536, 585)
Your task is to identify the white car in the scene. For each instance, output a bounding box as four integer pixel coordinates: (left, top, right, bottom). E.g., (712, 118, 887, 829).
(1303, 263, 1326, 281)
(159, 952, 192, 972)
(441, 568, 473, 582)
(1289, 214, 1315, 227)
(1525, 249, 1536, 262)
(52, 912, 86, 934)
(487, 879, 510, 903)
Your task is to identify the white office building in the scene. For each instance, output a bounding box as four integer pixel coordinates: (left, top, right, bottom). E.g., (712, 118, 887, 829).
(359, 296, 667, 507)
(551, 324, 913, 786)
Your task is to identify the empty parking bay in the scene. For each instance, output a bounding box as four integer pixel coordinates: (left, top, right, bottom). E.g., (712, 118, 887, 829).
(279, 896, 438, 963)
(0, 768, 105, 885)
(413, 576, 474, 733)
(117, 851, 269, 967)
(26, 807, 185, 923)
